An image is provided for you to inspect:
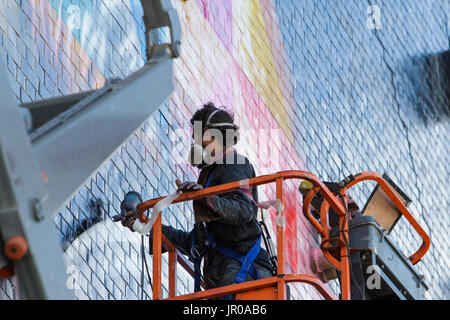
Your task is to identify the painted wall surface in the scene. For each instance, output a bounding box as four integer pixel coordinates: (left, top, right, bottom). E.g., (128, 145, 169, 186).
(0, 0, 448, 300)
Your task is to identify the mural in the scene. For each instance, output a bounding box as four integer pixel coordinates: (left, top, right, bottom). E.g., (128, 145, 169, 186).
(46, 0, 311, 295)
(0, 0, 448, 300)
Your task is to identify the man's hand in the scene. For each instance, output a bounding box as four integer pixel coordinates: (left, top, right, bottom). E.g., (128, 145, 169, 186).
(121, 211, 137, 232)
(175, 179, 221, 222)
(175, 179, 203, 193)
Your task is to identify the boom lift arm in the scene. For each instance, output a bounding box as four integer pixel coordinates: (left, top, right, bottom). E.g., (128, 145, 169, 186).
(0, 0, 180, 299)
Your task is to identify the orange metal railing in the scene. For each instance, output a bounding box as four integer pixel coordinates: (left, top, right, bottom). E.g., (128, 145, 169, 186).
(135, 170, 430, 300)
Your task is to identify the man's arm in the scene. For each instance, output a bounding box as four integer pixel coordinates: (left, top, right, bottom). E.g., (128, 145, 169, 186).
(207, 162, 258, 225)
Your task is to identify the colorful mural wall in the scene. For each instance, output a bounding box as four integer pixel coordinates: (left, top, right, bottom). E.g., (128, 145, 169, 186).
(0, 0, 448, 300)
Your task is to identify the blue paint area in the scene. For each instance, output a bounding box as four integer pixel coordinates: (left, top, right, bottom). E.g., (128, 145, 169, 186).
(47, 0, 147, 77)
(274, 0, 449, 299)
(47, 0, 85, 42)
(56, 195, 105, 250)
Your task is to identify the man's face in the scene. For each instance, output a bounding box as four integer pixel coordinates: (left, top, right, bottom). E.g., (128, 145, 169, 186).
(192, 124, 215, 149)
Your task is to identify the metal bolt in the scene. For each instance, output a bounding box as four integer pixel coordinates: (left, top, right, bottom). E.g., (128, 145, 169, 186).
(32, 199, 44, 221)
(381, 264, 385, 269)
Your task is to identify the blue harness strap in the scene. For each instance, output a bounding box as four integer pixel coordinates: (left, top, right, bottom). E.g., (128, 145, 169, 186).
(190, 230, 203, 292)
(205, 171, 214, 190)
(189, 168, 217, 292)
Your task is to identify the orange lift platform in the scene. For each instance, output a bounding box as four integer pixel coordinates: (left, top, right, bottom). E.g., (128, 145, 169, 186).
(135, 171, 430, 300)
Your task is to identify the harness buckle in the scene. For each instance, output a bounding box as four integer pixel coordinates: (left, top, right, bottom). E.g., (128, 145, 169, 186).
(190, 245, 205, 260)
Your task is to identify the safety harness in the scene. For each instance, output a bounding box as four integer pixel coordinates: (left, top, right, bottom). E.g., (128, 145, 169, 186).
(189, 168, 262, 292)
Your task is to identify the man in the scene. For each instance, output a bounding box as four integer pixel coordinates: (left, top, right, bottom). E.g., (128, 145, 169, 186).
(121, 103, 273, 294)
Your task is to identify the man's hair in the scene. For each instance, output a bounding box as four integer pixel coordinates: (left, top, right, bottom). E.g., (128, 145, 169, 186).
(190, 102, 239, 147)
